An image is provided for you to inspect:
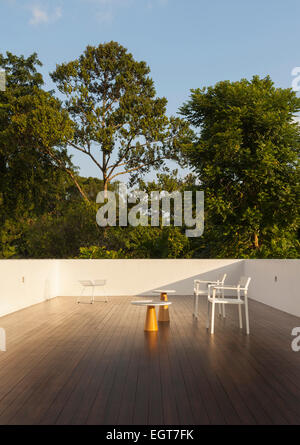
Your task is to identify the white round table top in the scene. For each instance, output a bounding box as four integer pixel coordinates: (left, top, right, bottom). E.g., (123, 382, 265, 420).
(131, 300, 153, 304)
(154, 290, 176, 294)
(131, 301, 172, 307)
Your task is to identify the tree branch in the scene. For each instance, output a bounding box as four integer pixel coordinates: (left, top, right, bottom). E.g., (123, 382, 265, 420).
(106, 136, 135, 178)
(43, 146, 90, 203)
(69, 141, 104, 172)
(108, 158, 167, 181)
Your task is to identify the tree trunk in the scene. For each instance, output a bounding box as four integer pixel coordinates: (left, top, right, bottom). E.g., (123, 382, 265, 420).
(103, 176, 109, 200)
(254, 232, 259, 248)
(66, 169, 90, 204)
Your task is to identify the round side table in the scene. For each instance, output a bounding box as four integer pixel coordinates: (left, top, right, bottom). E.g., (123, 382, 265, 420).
(153, 290, 176, 322)
(131, 301, 172, 332)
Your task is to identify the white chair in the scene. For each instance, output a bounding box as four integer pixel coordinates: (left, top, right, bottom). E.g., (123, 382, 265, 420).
(193, 274, 227, 319)
(207, 277, 251, 335)
(77, 279, 108, 304)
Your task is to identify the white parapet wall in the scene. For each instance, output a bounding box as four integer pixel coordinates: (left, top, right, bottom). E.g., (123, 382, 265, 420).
(244, 259, 300, 317)
(0, 258, 299, 318)
(58, 258, 244, 297)
(0, 260, 59, 318)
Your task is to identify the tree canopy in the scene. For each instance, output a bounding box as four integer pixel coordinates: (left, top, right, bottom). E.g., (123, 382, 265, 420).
(0, 52, 93, 257)
(180, 76, 300, 258)
(51, 41, 188, 194)
(0, 47, 298, 259)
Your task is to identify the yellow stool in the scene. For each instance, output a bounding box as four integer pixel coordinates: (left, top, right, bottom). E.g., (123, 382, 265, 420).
(145, 305, 158, 331)
(131, 301, 172, 332)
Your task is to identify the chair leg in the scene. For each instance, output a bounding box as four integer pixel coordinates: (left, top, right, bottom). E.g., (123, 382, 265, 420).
(245, 298, 250, 335)
(194, 293, 199, 319)
(206, 299, 210, 329)
(238, 304, 243, 329)
(77, 286, 85, 304)
(92, 286, 109, 303)
(91, 286, 95, 304)
(217, 289, 222, 317)
(211, 301, 216, 334)
(222, 289, 226, 318)
(222, 303, 226, 318)
(193, 292, 196, 317)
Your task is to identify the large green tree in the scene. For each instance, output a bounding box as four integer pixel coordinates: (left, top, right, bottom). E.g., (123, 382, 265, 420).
(0, 52, 91, 257)
(180, 76, 300, 258)
(0, 52, 91, 204)
(51, 41, 188, 195)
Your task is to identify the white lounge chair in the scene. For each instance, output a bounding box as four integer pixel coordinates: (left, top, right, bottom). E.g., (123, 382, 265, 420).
(207, 277, 251, 335)
(77, 279, 108, 304)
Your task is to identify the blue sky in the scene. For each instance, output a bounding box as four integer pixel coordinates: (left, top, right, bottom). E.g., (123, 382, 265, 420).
(1, 0, 300, 179)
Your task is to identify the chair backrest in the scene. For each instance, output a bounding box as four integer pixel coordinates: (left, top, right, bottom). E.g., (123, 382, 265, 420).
(79, 280, 93, 286)
(93, 279, 106, 286)
(239, 276, 251, 290)
(218, 273, 227, 285)
(194, 273, 227, 294)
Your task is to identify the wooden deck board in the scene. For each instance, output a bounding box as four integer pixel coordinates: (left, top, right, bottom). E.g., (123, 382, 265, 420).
(0, 294, 299, 425)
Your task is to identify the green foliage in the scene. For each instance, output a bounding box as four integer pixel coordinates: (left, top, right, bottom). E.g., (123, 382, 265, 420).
(180, 76, 300, 258)
(0, 52, 77, 224)
(103, 225, 192, 259)
(20, 201, 101, 259)
(1, 49, 298, 260)
(78, 246, 127, 259)
(0, 52, 96, 258)
(0, 219, 22, 259)
(138, 169, 197, 194)
(51, 41, 188, 189)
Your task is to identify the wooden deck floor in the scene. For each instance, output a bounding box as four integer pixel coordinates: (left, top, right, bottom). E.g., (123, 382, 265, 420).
(0, 294, 299, 425)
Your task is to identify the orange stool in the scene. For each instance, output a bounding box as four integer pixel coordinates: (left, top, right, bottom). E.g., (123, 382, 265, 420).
(131, 301, 172, 332)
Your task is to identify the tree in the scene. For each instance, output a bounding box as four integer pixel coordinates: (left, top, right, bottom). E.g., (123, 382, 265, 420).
(0, 53, 73, 222)
(0, 52, 95, 258)
(51, 41, 188, 196)
(0, 52, 91, 206)
(180, 76, 300, 258)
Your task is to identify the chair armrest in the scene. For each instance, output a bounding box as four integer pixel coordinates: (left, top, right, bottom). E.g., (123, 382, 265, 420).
(194, 280, 218, 284)
(212, 285, 239, 291)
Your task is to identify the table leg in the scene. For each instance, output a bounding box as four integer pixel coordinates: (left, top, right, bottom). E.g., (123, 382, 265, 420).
(145, 306, 158, 332)
(158, 292, 170, 322)
(160, 292, 168, 302)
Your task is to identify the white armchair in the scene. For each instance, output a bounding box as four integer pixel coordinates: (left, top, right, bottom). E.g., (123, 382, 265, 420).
(193, 273, 227, 319)
(207, 277, 251, 335)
